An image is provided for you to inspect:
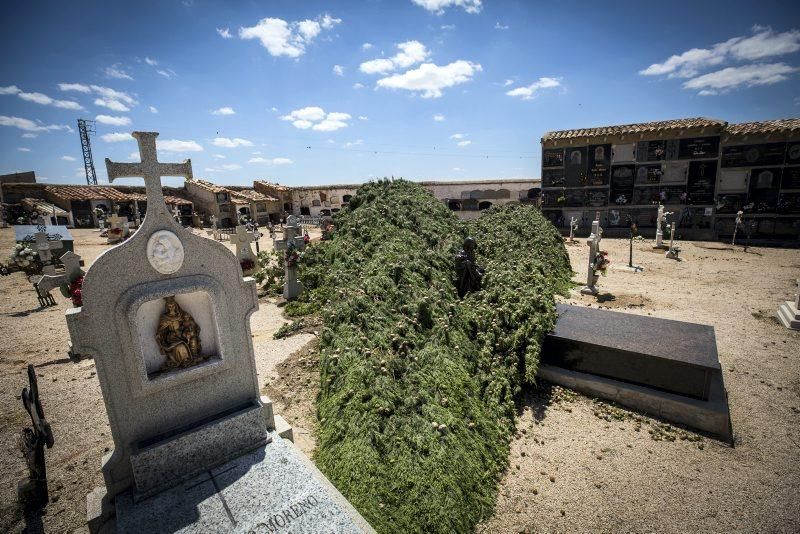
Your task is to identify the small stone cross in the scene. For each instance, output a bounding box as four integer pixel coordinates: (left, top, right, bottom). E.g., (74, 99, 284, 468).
(36, 251, 83, 296)
(231, 225, 257, 262)
(33, 232, 63, 275)
(105, 132, 193, 216)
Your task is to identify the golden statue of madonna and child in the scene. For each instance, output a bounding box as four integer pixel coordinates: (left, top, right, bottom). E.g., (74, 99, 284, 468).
(155, 296, 208, 372)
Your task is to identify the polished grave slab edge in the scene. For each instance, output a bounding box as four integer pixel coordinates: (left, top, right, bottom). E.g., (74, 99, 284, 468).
(114, 432, 375, 534)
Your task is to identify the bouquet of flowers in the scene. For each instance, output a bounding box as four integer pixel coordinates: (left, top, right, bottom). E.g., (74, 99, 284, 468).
(9, 243, 40, 273)
(285, 242, 300, 267)
(592, 250, 611, 276)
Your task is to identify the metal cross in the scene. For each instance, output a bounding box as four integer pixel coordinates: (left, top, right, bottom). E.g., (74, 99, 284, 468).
(105, 132, 193, 212)
(18, 364, 54, 508)
(33, 232, 63, 275)
(36, 250, 83, 296)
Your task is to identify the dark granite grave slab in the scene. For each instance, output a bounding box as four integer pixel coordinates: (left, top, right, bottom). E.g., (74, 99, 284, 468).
(543, 304, 720, 401)
(541, 304, 732, 442)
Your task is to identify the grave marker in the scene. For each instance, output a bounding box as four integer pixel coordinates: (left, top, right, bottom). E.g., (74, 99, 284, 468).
(654, 203, 672, 249)
(32, 230, 63, 276)
(66, 131, 369, 532)
(231, 225, 257, 276)
(580, 213, 603, 295)
(777, 279, 800, 330)
(665, 222, 680, 260)
(35, 250, 83, 297)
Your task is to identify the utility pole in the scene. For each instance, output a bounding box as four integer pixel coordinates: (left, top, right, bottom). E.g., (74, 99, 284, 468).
(77, 119, 97, 185)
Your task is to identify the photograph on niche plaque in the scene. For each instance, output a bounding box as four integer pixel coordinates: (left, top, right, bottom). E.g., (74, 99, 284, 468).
(135, 292, 221, 380)
(564, 147, 587, 186)
(633, 186, 660, 205)
(749, 168, 782, 213)
(678, 137, 720, 159)
(721, 142, 787, 168)
(686, 161, 717, 204)
(635, 164, 663, 185)
(543, 148, 565, 168)
(588, 144, 611, 185)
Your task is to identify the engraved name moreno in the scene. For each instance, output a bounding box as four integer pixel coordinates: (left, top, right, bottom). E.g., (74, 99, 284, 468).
(249, 495, 320, 533)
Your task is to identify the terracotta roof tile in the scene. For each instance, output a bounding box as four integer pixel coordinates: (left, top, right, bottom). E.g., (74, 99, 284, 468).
(21, 198, 69, 216)
(43, 185, 192, 205)
(725, 118, 800, 136)
(542, 117, 727, 141)
(187, 179, 226, 193)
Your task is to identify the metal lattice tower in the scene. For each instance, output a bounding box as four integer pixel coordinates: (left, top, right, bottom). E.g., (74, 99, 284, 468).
(77, 119, 97, 185)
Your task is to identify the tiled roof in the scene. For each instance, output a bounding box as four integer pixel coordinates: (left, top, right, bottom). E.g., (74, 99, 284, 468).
(21, 198, 69, 216)
(254, 180, 290, 192)
(45, 185, 139, 202)
(187, 179, 227, 193)
(44, 185, 192, 205)
(542, 117, 727, 141)
(231, 189, 278, 202)
(725, 118, 800, 136)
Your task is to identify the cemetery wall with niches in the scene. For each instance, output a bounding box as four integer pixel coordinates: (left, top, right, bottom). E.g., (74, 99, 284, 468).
(540, 119, 800, 244)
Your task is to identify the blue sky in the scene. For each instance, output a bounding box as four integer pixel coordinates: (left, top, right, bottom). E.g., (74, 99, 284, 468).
(1, 0, 799, 187)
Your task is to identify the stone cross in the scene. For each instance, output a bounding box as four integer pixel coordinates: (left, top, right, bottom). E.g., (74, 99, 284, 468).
(732, 210, 743, 246)
(33, 231, 63, 275)
(665, 222, 680, 259)
(210, 215, 219, 240)
(580, 213, 602, 295)
(283, 241, 303, 300)
(569, 216, 578, 242)
(231, 225, 257, 267)
(106, 214, 129, 243)
(36, 251, 83, 296)
(173, 205, 181, 224)
(655, 203, 673, 248)
(105, 132, 193, 216)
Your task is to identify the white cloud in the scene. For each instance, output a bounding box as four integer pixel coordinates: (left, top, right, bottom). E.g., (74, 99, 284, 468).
(450, 133, 465, 139)
(249, 156, 292, 165)
(95, 98, 130, 112)
(333, 65, 344, 76)
(353, 82, 364, 89)
(59, 84, 137, 112)
(101, 132, 133, 143)
(441, 24, 455, 30)
(145, 57, 158, 66)
(149, 106, 159, 113)
(376, 60, 482, 98)
(641, 26, 800, 78)
(22, 133, 37, 138)
(452, 167, 461, 171)
(433, 113, 445, 121)
(216, 27, 232, 39)
(362, 42, 373, 51)
(344, 139, 363, 147)
(358, 115, 368, 120)
(212, 106, 236, 115)
(57, 83, 91, 93)
(411, 0, 482, 15)
(238, 14, 341, 58)
(128, 152, 139, 160)
(18, 147, 31, 152)
(204, 163, 242, 172)
(252, 150, 262, 155)
(281, 107, 352, 131)
(506, 77, 561, 100)
(270, 106, 279, 112)
(457, 140, 471, 147)
(213, 154, 226, 159)
(95, 114, 131, 126)
(156, 68, 176, 79)
(0, 115, 71, 133)
(212, 137, 254, 148)
(2, 85, 84, 110)
(502, 79, 514, 86)
(360, 40, 430, 74)
(494, 22, 509, 30)
(158, 139, 203, 152)
(105, 64, 133, 80)
(683, 63, 799, 94)
(61, 155, 76, 161)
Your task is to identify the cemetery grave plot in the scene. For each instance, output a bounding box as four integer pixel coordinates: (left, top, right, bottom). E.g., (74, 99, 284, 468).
(0, 193, 799, 533)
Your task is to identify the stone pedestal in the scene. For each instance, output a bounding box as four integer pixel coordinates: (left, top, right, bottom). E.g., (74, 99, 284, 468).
(283, 264, 303, 301)
(777, 301, 800, 330)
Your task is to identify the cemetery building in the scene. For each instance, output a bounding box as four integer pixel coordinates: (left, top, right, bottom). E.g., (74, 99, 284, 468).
(184, 179, 282, 226)
(284, 179, 541, 218)
(540, 117, 800, 243)
(0, 182, 193, 228)
(254, 180, 294, 213)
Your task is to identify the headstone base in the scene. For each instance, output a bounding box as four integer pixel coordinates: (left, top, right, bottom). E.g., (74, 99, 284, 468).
(665, 248, 680, 259)
(112, 434, 374, 534)
(777, 301, 800, 330)
(580, 285, 598, 295)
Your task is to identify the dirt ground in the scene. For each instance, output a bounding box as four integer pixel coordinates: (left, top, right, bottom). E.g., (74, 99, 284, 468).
(1, 227, 799, 533)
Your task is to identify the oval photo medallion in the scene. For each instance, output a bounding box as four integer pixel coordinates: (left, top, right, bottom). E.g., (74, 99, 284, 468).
(147, 230, 185, 274)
